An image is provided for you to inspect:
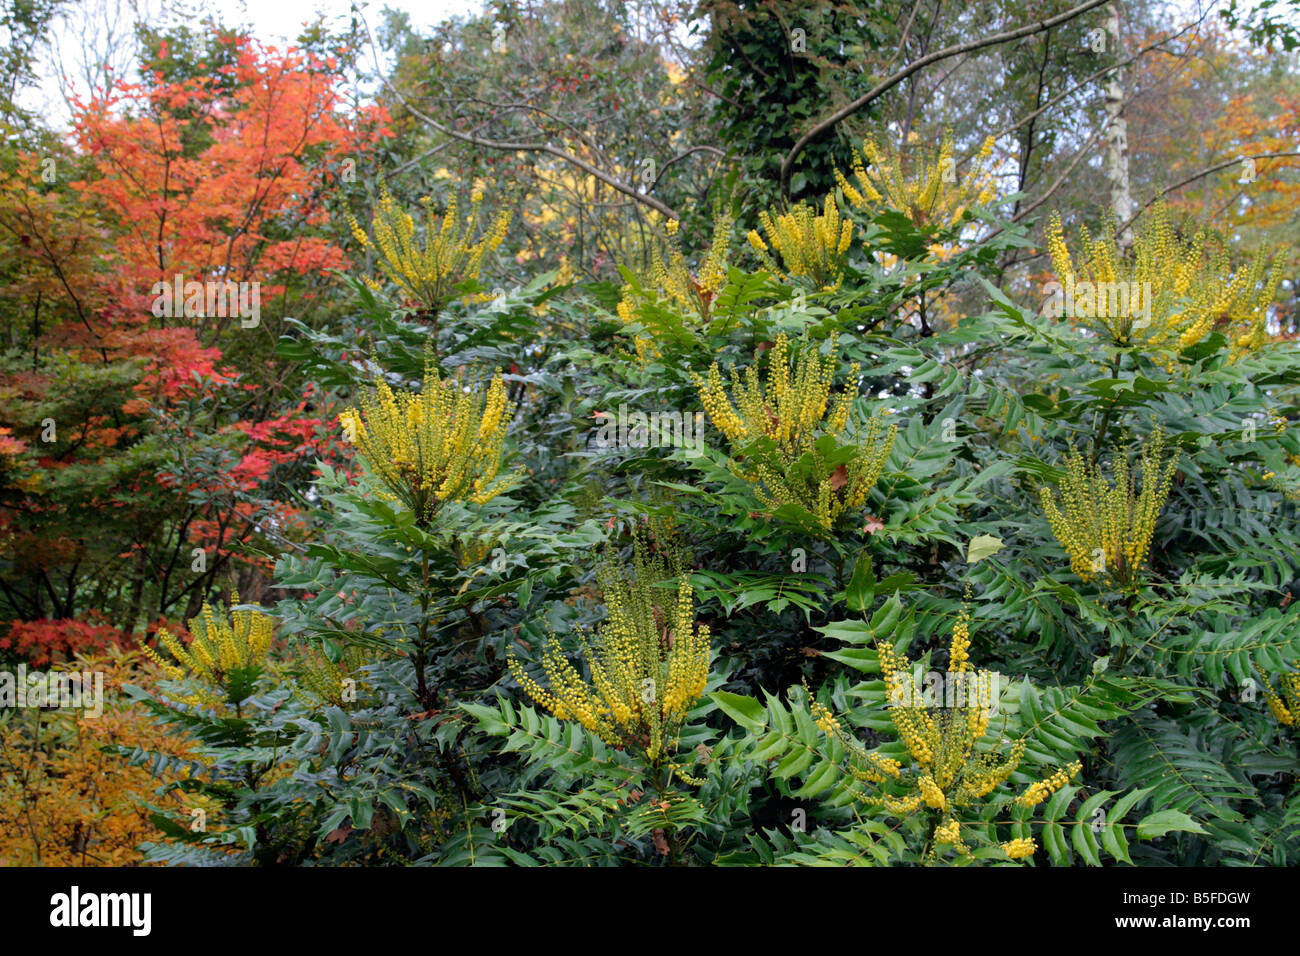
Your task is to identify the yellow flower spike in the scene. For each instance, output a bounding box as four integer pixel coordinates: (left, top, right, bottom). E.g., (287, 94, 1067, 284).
(1002, 837, 1037, 860)
(1046, 212, 1075, 289)
(883, 792, 924, 815)
(949, 586, 976, 675)
(283, 644, 371, 708)
(1045, 201, 1287, 361)
(810, 698, 842, 736)
(508, 537, 712, 769)
(748, 193, 853, 291)
(934, 817, 961, 845)
(1017, 760, 1082, 808)
(833, 167, 867, 207)
(919, 774, 948, 810)
(144, 595, 276, 711)
(615, 195, 735, 357)
(838, 130, 997, 234)
(692, 335, 895, 532)
(818, 610, 1060, 856)
(1039, 428, 1179, 589)
(340, 364, 524, 524)
(1260, 672, 1299, 726)
(347, 182, 511, 312)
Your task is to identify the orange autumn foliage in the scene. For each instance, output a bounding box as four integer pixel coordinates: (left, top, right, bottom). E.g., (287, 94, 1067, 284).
(0, 31, 389, 622)
(1129, 26, 1300, 240)
(67, 34, 387, 329)
(0, 647, 205, 866)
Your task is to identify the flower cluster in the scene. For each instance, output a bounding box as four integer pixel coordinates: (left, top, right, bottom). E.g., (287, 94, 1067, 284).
(1044, 202, 1285, 361)
(142, 597, 274, 709)
(812, 608, 1082, 863)
(836, 130, 997, 231)
(747, 192, 853, 291)
(810, 696, 904, 787)
(508, 542, 711, 765)
(283, 644, 370, 708)
(1038, 428, 1179, 589)
(693, 333, 896, 531)
(1001, 837, 1037, 859)
(870, 618, 1021, 837)
(1261, 672, 1299, 726)
(1017, 760, 1082, 807)
(347, 183, 511, 313)
(616, 198, 735, 361)
(338, 366, 523, 524)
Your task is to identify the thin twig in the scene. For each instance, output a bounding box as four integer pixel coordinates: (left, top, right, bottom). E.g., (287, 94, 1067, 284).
(779, 0, 1112, 195)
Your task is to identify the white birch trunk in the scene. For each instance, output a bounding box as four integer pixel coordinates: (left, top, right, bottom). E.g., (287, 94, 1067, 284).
(1103, 2, 1134, 251)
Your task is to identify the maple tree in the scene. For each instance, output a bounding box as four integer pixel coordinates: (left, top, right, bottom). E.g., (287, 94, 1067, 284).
(0, 29, 388, 638)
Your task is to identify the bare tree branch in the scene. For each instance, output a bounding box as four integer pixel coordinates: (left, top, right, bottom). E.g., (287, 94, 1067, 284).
(980, 126, 1107, 248)
(779, 0, 1111, 196)
(884, 0, 926, 74)
(651, 145, 732, 189)
(1011, 126, 1106, 224)
(1119, 151, 1300, 233)
(977, 24, 1195, 164)
(356, 8, 681, 219)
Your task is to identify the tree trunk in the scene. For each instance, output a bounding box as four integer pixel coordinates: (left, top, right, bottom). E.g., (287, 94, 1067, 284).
(119, 548, 147, 634)
(1103, 3, 1133, 251)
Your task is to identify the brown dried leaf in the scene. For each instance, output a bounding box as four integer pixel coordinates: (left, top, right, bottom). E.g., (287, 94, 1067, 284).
(652, 828, 670, 856)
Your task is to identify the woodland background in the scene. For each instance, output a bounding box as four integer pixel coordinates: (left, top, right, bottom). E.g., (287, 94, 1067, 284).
(0, 0, 1298, 866)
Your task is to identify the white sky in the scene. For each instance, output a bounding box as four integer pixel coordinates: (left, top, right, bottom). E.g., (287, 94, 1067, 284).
(17, 0, 1290, 132)
(18, 0, 484, 128)
(216, 0, 477, 43)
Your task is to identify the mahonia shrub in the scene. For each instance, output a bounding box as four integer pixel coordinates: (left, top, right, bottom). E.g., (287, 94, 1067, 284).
(509, 537, 711, 771)
(809, 606, 1081, 863)
(347, 183, 511, 313)
(1044, 201, 1285, 361)
(142, 596, 275, 714)
(338, 365, 523, 524)
(60, 141, 1295, 870)
(747, 193, 853, 291)
(694, 332, 897, 531)
(125, 597, 428, 865)
(1038, 428, 1179, 590)
(279, 644, 372, 709)
(836, 129, 997, 232)
(616, 197, 736, 360)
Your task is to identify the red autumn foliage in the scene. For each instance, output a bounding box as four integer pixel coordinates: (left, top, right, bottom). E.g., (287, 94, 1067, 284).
(0, 615, 186, 667)
(2, 616, 126, 667)
(0, 30, 389, 628)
